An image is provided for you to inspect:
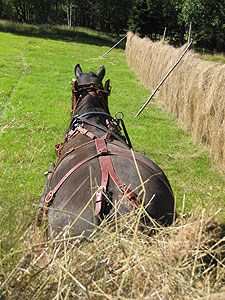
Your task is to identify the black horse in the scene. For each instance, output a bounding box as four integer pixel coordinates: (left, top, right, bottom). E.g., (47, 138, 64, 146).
(37, 64, 175, 238)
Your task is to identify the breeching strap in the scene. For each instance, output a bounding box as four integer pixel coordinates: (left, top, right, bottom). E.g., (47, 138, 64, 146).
(45, 135, 138, 215)
(94, 138, 137, 215)
(45, 150, 101, 204)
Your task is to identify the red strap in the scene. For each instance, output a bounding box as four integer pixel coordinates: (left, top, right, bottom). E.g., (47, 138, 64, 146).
(94, 139, 109, 214)
(45, 152, 100, 203)
(45, 137, 109, 205)
(77, 125, 96, 140)
(95, 138, 138, 215)
(100, 155, 138, 203)
(45, 137, 140, 213)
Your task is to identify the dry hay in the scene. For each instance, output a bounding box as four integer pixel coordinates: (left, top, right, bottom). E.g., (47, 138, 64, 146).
(126, 32, 225, 170)
(0, 209, 224, 300)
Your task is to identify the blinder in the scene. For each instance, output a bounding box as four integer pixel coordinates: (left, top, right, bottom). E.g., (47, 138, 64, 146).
(71, 79, 111, 116)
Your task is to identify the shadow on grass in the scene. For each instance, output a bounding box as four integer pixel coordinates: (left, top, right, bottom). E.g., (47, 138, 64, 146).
(0, 21, 126, 49)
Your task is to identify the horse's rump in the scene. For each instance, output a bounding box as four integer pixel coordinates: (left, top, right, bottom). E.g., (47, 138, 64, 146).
(47, 134, 174, 237)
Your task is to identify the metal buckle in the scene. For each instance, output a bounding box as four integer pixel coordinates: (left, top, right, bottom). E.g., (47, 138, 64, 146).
(45, 191, 54, 203)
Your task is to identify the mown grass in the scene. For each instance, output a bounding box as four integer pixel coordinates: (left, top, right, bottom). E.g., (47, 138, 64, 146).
(0, 22, 225, 298)
(1, 210, 225, 299)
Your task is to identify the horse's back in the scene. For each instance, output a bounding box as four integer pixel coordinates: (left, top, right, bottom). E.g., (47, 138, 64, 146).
(109, 143, 174, 225)
(47, 138, 174, 237)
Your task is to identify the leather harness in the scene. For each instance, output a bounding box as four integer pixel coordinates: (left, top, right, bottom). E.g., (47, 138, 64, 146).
(33, 79, 173, 238)
(43, 79, 139, 217)
(71, 79, 111, 116)
(45, 126, 138, 217)
(41, 81, 168, 220)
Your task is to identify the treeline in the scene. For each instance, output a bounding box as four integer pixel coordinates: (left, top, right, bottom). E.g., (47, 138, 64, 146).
(0, 0, 131, 34)
(0, 0, 224, 52)
(128, 0, 225, 52)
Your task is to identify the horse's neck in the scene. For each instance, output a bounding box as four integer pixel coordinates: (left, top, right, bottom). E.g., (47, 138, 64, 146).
(75, 94, 109, 115)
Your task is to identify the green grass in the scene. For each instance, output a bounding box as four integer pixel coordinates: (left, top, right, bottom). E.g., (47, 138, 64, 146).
(0, 22, 225, 261)
(202, 53, 225, 64)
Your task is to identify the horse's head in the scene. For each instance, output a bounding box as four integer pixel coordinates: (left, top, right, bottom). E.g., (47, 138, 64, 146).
(74, 64, 105, 86)
(71, 64, 110, 116)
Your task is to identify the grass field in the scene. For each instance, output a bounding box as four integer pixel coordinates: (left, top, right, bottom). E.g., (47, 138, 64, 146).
(202, 53, 225, 64)
(0, 23, 225, 298)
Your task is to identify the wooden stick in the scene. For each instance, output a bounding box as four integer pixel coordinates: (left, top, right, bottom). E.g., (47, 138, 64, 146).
(99, 34, 127, 59)
(188, 22, 192, 44)
(162, 27, 167, 41)
(135, 41, 192, 117)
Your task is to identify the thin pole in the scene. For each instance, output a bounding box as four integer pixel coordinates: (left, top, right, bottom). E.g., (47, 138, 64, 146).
(188, 22, 192, 44)
(135, 41, 192, 117)
(162, 27, 167, 41)
(99, 34, 127, 59)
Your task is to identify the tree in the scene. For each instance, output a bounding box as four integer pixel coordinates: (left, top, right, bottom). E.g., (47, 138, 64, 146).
(162, 0, 186, 43)
(2, 0, 34, 23)
(182, 0, 225, 51)
(128, 0, 155, 36)
(99, 0, 131, 34)
(1, 0, 224, 52)
(128, 0, 184, 41)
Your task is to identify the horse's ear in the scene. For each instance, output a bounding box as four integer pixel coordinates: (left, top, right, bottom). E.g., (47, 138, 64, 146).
(96, 66, 105, 81)
(74, 64, 83, 78)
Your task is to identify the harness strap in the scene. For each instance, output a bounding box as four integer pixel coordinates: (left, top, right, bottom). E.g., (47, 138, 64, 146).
(95, 138, 138, 215)
(45, 151, 101, 204)
(44, 136, 138, 216)
(71, 81, 110, 115)
(77, 124, 96, 140)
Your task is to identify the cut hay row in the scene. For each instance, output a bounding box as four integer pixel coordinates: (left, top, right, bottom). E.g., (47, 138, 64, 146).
(1, 210, 224, 299)
(126, 32, 225, 170)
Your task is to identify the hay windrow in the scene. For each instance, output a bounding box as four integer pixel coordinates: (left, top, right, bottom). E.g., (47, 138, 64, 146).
(126, 32, 225, 170)
(0, 211, 224, 299)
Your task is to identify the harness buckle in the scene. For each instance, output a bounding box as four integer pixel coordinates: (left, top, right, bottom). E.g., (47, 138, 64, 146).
(45, 191, 54, 203)
(95, 186, 105, 215)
